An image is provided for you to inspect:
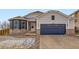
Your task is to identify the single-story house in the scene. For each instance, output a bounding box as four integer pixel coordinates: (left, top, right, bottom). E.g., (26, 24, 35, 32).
(9, 10, 75, 35)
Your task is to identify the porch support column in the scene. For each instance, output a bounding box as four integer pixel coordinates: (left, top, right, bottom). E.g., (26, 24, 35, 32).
(17, 20, 19, 29)
(19, 20, 21, 29)
(27, 21, 28, 31)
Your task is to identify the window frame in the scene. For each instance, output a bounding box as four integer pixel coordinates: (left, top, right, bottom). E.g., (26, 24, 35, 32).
(51, 15, 55, 20)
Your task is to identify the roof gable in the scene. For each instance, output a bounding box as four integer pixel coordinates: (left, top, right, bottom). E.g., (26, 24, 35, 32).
(70, 10, 79, 16)
(24, 11, 44, 18)
(37, 10, 69, 18)
(9, 16, 27, 21)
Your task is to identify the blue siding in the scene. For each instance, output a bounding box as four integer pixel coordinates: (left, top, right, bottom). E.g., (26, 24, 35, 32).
(40, 24, 66, 35)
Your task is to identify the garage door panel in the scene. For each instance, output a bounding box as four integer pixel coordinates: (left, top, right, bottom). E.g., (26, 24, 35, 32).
(40, 24, 66, 35)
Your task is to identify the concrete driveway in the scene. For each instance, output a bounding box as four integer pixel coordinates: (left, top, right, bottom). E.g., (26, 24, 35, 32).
(40, 35, 79, 49)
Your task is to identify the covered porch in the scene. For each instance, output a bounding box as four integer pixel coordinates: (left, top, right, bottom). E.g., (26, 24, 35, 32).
(27, 18, 36, 33)
(9, 16, 37, 34)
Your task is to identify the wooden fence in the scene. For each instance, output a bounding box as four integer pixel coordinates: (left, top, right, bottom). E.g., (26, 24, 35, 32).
(0, 29, 10, 35)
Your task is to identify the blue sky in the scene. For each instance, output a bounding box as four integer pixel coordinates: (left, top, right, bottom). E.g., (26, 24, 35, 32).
(0, 9, 77, 22)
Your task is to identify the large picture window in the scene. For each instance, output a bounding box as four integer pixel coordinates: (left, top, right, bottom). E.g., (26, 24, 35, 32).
(10, 21, 14, 29)
(21, 21, 25, 28)
(20, 21, 26, 29)
(10, 20, 27, 29)
(14, 20, 19, 29)
(19, 21, 26, 29)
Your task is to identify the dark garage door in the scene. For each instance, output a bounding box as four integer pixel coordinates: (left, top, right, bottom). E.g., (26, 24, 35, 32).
(40, 24, 66, 35)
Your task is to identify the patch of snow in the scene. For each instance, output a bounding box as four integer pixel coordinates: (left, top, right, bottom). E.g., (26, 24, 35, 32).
(23, 38, 36, 48)
(0, 37, 39, 48)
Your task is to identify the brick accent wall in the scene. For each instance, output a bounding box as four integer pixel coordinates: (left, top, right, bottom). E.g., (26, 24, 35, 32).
(37, 29, 40, 34)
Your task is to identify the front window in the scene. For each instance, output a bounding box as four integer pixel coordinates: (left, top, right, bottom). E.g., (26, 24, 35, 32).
(51, 15, 55, 20)
(21, 21, 25, 29)
(10, 21, 13, 29)
(14, 20, 19, 29)
(19, 21, 27, 29)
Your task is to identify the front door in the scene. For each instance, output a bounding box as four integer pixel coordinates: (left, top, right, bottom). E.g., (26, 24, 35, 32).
(28, 21, 36, 32)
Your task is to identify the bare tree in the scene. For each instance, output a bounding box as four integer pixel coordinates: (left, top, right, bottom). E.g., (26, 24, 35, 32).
(1, 21, 10, 29)
(0, 21, 2, 30)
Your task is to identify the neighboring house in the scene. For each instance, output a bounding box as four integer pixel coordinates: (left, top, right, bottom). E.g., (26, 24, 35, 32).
(9, 10, 75, 35)
(70, 10, 79, 33)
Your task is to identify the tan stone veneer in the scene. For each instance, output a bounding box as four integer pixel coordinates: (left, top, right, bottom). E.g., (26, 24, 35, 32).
(36, 29, 40, 35)
(66, 29, 75, 35)
(10, 29, 27, 34)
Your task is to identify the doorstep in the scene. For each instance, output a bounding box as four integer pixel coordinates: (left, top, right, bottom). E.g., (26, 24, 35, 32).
(24, 32, 37, 36)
